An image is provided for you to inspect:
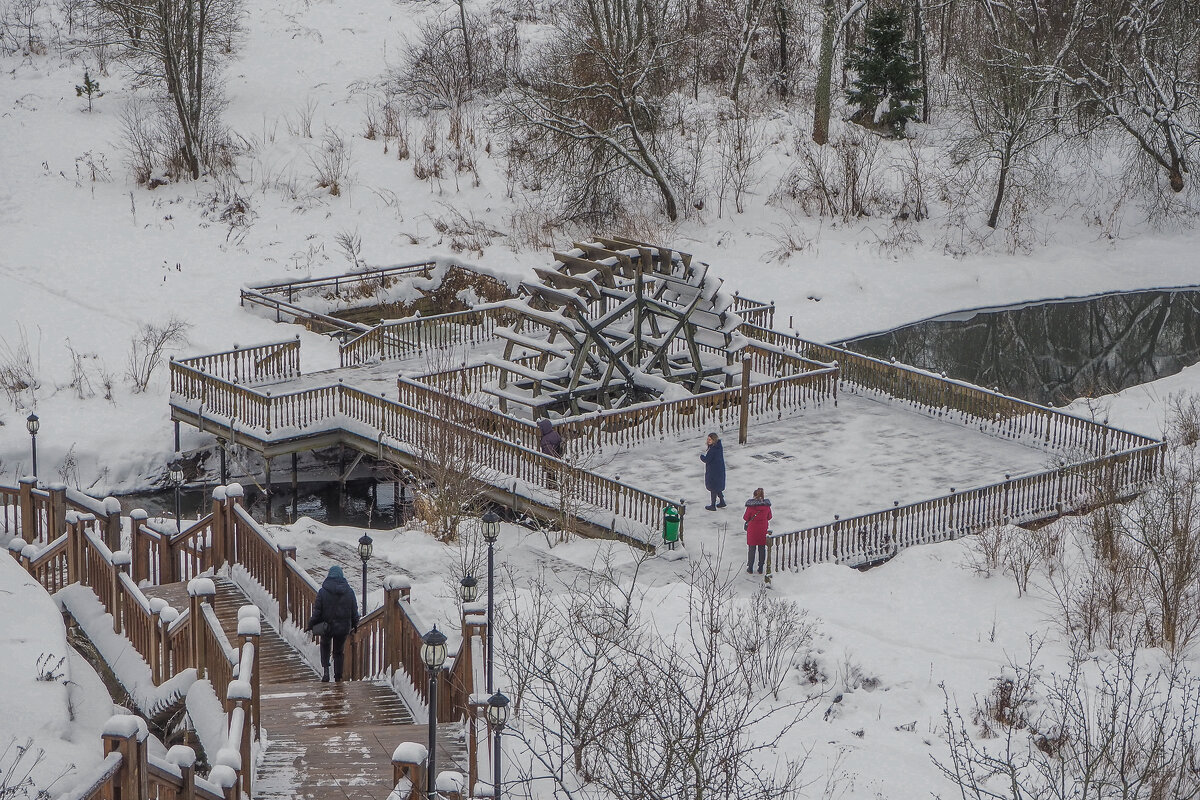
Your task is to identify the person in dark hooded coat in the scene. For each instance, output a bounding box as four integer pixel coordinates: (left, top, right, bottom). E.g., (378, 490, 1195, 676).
(700, 432, 726, 510)
(537, 418, 563, 457)
(307, 565, 359, 682)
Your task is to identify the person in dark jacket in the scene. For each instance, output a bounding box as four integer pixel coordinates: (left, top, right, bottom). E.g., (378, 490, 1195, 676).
(701, 432, 726, 510)
(537, 418, 563, 457)
(743, 488, 772, 574)
(307, 565, 359, 682)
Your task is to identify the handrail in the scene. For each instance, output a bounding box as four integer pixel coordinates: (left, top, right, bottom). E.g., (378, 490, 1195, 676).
(246, 261, 437, 297)
(177, 338, 301, 386)
(768, 441, 1164, 572)
(339, 302, 518, 367)
(741, 323, 1160, 455)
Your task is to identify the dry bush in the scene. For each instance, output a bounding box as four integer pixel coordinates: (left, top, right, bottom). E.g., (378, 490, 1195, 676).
(0, 326, 40, 406)
(1, 0, 48, 54)
(429, 203, 502, 255)
(310, 128, 351, 196)
(127, 316, 189, 392)
(715, 104, 766, 216)
(726, 593, 817, 699)
(286, 98, 317, 139)
(774, 127, 885, 222)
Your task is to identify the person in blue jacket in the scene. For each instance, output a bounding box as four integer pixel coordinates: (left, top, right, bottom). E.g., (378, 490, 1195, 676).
(307, 565, 360, 682)
(701, 432, 726, 511)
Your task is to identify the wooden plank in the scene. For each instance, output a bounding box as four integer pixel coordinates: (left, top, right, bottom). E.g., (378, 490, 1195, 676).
(532, 267, 601, 301)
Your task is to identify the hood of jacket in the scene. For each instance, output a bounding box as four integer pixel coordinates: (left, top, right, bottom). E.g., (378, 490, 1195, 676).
(745, 497, 772, 508)
(538, 419, 554, 435)
(321, 575, 353, 595)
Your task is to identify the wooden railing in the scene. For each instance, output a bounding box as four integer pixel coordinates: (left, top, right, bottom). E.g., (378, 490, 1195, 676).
(728, 292, 775, 328)
(742, 324, 1160, 456)
(339, 302, 520, 367)
(240, 262, 437, 333)
(177, 339, 301, 386)
(768, 441, 1164, 573)
(172, 366, 679, 533)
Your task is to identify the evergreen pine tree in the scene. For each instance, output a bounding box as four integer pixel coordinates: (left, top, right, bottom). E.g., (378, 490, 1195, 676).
(845, 6, 922, 137)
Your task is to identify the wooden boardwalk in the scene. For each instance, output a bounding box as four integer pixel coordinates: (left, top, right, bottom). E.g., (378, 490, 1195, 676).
(145, 579, 467, 799)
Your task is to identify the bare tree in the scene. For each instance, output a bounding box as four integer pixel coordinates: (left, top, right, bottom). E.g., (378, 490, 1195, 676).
(1058, 0, 1200, 193)
(498, 0, 684, 221)
(89, 0, 241, 179)
(127, 316, 189, 392)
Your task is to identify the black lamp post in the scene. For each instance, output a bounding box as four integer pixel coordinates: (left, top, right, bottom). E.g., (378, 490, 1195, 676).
(487, 691, 510, 800)
(357, 533, 373, 617)
(421, 625, 448, 800)
(26, 413, 39, 480)
(460, 575, 478, 604)
(481, 509, 500, 693)
(216, 436, 228, 485)
(168, 458, 185, 534)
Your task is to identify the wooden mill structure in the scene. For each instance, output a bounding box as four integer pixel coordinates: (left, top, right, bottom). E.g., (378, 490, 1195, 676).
(487, 237, 746, 417)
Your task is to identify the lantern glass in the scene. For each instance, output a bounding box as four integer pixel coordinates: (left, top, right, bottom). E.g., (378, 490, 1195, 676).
(421, 626, 448, 671)
(460, 575, 478, 603)
(486, 691, 510, 730)
(358, 533, 373, 562)
(168, 460, 185, 485)
(25, 413, 39, 436)
(482, 510, 501, 543)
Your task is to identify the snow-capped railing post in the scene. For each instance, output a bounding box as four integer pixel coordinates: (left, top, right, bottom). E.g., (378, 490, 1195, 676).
(188, 577, 216, 678)
(739, 354, 752, 445)
(47, 483, 67, 539)
(383, 575, 410, 674)
(102, 496, 122, 553)
(111, 552, 129, 635)
(211, 486, 228, 569)
(102, 715, 149, 800)
(392, 743, 427, 800)
(18, 476, 36, 543)
(129, 509, 150, 584)
(237, 605, 262, 739)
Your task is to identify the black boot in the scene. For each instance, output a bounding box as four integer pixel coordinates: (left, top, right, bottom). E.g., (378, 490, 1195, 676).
(321, 668, 330, 683)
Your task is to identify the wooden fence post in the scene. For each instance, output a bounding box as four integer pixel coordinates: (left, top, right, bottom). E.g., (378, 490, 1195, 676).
(129, 510, 149, 585)
(225, 484, 244, 564)
(189, 578, 216, 677)
(47, 483, 67, 540)
(210, 487, 225, 570)
(111, 555, 127, 635)
(103, 497, 122, 553)
(238, 605, 262, 739)
(166, 745, 197, 800)
(392, 746, 428, 800)
(65, 513, 81, 585)
(383, 577, 406, 674)
(278, 546, 297, 623)
(18, 476, 36, 543)
(148, 599, 166, 684)
(738, 355, 751, 445)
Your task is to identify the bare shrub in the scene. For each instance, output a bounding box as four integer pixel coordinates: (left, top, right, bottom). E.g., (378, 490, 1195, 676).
(726, 593, 817, 699)
(1165, 392, 1200, 446)
(428, 203, 501, 255)
(399, 17, 473, 112)
(715, 104, 765, 216)
(126, 316, 189, 393)
(939, 645, 1200, 800)
(310, 128, 351, 196)
(64, 340, 95, 400)
(286, 98, 317, 139)
(0, 326, 41, 406)
(775, 127, 884, 222)
(1, 0, 47, 54)
(334, 229, 363, 269)
(413, 117, 444, 188)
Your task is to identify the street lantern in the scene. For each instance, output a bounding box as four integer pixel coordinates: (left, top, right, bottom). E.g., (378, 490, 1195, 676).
(357, 533, 373, 616)
(422, 625, 448, 800)
(169, 457, 185, 534)
(480, 509, 500, 693)
(481, 509, 500, 543)
(460, 575, 479, 603)
(487, 691, 510, 800)
(26, 413, 39, 479)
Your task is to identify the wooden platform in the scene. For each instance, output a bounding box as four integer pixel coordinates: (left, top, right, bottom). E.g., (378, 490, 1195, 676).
(144, 579, 466, 798)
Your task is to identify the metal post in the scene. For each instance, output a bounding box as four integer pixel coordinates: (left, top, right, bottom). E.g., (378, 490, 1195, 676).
(427, 673, 438, 800)
(30, 433, 37, 480)
(174, 484, 182, 535)
(217, 437, 228, 484)
(487, 538, 495, 693)
(361, 558, 368, 617)
(494, 727, 502, 800)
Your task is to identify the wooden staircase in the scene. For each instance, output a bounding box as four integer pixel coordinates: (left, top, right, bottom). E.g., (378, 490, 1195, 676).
(144, 579, 468, 799)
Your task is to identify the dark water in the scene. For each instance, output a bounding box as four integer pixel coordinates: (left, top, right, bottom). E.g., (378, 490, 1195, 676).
(842, 288, 1200, 406)
(117, 478, 413, 529)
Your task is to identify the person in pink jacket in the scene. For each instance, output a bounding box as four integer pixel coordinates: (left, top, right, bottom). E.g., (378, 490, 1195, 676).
(743, 488, 772, 574)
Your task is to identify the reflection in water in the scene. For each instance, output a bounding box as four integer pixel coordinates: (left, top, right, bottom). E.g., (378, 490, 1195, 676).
(842, 289, 1200, 406)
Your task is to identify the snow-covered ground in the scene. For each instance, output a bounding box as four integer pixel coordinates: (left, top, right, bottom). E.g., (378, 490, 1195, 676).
(4, 0, 1200, 794)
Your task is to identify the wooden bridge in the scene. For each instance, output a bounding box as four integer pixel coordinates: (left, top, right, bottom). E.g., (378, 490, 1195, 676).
(4, 480, 484, 800)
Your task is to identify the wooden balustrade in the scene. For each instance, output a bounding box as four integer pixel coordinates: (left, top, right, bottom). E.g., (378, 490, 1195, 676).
(769, 442, 1164, 573)
(728, 292, 775, 328)
(741, 324, 1160, 457)
(177, 339, 301, 386)
(348, 606, 388, 679)
(340, 303, 519, 367)
(248, 262, 437, 302)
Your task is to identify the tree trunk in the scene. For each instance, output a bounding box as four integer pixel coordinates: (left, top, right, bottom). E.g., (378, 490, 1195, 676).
(913, 0, 929, 122)
(457, 0, 473, 90)
(987, 150, 1011, 229)
(812, 0, 836, 144)
(774, 0, 789, 98)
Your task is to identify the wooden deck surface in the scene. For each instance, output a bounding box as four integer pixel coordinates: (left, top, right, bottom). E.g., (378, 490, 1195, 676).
(145, 579, 467, 798)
